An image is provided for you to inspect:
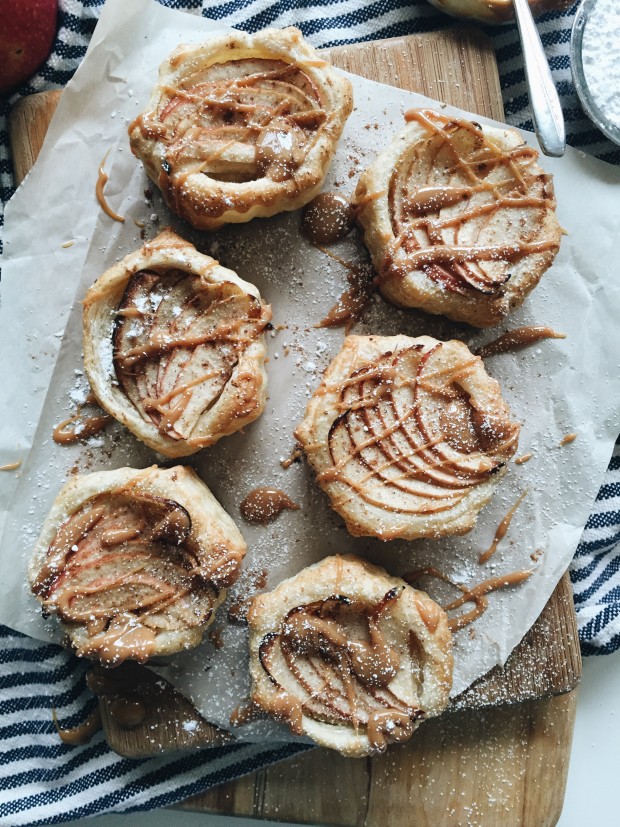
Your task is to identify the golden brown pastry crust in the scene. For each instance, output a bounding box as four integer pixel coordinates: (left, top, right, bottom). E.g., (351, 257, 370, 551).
(29, 465, 246, 664)
(83, 229, 271, 458)
(295, 335, 520, 541)
(354, 109, 562, 328)
(247, 554, 453, 757)
(129, 27, 353, 230)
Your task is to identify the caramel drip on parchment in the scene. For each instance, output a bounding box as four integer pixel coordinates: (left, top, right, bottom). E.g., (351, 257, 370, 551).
(0, 461, 21, 471)
(251, 588, 424, 752)
(301, 192, 354, 246)
(378, 108, 559, 295)
(559, 433, 577, 446)
(478, 490, 528, 564)
(53, 413, 112, 445)
(314, 245, 373, 333)
(475, 326, 566, 359)
(405, 566, 533, 632)
(96, 151, 125, 223)
(315, 342, 518, 526)
(240, 486, 300, 525)
(281, 446, 303, 469)
(53, 390, 111, 446)
(230, 699, 262, 727)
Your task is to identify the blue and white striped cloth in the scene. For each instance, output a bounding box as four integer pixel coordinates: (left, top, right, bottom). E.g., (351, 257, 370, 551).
(0, 1, 618, 822)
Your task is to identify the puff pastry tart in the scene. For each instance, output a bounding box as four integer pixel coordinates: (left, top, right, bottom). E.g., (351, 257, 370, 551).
(128, 28, 353, 230)
(83, 229, 271, 458)
(295, 335, 520, 541)
(29, 465, 246, 664)
(354, 109, 562, 328)
(247, 555, 453, 756)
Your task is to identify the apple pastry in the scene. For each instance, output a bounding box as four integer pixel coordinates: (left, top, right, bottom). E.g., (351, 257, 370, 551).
(295, 335, 520, 541)
(129, 27, 353, 230)
(29, 465, 246, 664)
(354, 108, 562, 328)
(83, 229, 271, 458)
(246, 555, 453, 756)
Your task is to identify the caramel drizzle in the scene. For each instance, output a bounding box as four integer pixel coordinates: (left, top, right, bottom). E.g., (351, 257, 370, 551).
(475, 325, 566, 359)
(559, 433, 577, 446)
(478, 490, 528, 564)
(240, 486, 300, 525)
(53, 707, 102, 746)
(515, 453, 533, 465)
(0, 461, 21, 471)
(117, 321, 248, 368)
(405, 567, 533, 632)
(318, 342, 518, 521)
(113, 269, 271, 441)
(32, 490, 238, 665)
(256, 589, 423, 751)
(96, 151, 125, 223)
(53, 393, 112, 446)
(381, 109, 558, 294)
(314, 245, 373, 333)
(281, 446, 303, 469)
(132, 60, 327, 209)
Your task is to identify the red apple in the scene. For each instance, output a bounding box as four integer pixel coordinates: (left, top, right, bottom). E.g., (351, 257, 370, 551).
(0, 0, 58, 94)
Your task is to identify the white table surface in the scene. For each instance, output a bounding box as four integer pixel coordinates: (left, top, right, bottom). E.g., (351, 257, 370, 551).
(63, 652, 620, 827)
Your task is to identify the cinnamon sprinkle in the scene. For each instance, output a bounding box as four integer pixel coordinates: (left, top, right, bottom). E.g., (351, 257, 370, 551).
(475, 326, 566, 359)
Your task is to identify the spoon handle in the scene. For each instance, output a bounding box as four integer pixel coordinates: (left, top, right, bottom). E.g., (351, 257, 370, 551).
(512, 0, 566, 157)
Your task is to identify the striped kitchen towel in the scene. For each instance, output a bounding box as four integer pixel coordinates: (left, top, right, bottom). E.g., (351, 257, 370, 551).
(0, 1, 618, 823)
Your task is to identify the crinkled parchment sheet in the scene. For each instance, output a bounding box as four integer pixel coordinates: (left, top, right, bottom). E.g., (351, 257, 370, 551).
(1, 0, 619, 743)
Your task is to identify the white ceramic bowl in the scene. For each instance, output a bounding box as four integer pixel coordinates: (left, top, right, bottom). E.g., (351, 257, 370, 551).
(571, 0, 620, 146)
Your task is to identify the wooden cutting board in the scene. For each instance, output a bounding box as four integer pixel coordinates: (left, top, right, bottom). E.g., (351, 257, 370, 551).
(9, 27, 581, 827)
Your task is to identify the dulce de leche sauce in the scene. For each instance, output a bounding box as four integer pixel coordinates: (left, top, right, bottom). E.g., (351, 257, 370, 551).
(240, 487, 300, 525)
(301, 192, 355, 245)
(475, 326, 566, 359)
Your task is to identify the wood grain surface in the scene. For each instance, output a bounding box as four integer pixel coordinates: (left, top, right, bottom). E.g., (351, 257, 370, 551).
(8, 27, 581, 827)
(182, 691, 578, 827)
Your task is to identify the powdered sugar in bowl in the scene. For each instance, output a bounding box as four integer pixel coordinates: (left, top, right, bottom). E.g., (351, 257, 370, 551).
(571, 0, 620, 146)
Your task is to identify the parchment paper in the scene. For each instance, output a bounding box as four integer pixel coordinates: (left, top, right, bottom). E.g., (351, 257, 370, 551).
(1, 0, 619, 743)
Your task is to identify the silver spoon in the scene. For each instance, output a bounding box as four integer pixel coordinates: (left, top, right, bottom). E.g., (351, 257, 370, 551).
(425, 0, 567, 157)
(512, 0, 566, 156)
